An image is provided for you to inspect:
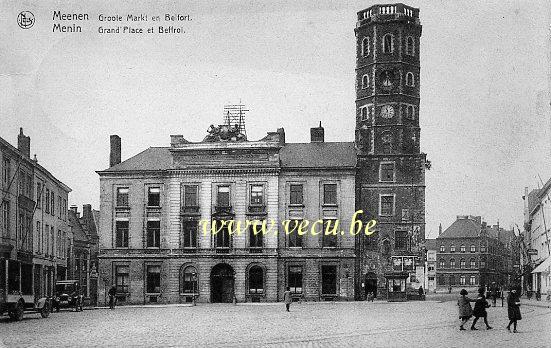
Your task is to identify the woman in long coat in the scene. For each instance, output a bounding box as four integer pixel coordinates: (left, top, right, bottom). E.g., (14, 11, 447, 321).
(471, 287, 492, 330)
(457, 289, 475, 330)
(506, 289, 521, 332)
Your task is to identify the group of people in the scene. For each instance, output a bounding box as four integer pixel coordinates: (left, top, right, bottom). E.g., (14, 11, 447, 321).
(457, 287, 522, 332)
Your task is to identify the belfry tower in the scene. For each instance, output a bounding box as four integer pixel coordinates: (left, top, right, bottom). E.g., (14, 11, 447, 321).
(354, 4, 427, 300)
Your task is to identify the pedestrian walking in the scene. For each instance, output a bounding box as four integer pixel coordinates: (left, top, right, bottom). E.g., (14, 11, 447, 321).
(457, 289, 475, 331)
(283, 287, 292, 312)
(506, 289, 521, 333)
(108, 285, 117, 310)
(471, 287, 492, 330)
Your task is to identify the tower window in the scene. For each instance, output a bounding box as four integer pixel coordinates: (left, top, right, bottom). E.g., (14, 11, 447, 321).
(379, 163, 395, 182)
(361, 74, 369, 89)
(360, 105, 373, 121)
(406, 72, 415, 87)
(383, 34, 394, 54)
(406, 36, 415, 56)
(361, 37, 370, 56)
(405, 105, 415, 119)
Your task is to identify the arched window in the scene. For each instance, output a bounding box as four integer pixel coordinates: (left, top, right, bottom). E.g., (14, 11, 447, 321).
(180, 265, 198, 294)
(470, 258, 476, 269)
(460, 245, 465, 253)
(469, 275, 476, 285)
(460, 259, 466, 269)
(383, 34, 393, 53)
(460, 275, 466, 285)
(470, 245, 476, 253)
(406, 36, 414, 55)
(439, 259, 445, 268)
(248, 265, 264, 294)
(480, 259, 486, 268)
(362, 37, 370, 56)
(480, 244, 486, 253)
(361, 74, 369, 89)
(450, 258, 456, 268)
(406, 72, 415, 86)
(440, 245, 445, 252)
(450, 245, 456, 253)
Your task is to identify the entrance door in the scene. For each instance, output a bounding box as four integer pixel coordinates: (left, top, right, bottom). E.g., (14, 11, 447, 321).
(365, 272, 377, 298)
(210, 263, 234, 303)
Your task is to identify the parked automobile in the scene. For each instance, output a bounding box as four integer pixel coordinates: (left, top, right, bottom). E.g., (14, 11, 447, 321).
(0, 258, 51, 321)
(52, 280, 84, 312)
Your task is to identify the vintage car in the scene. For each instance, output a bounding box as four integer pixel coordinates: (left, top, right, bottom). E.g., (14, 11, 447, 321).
(0, 258, 51, 321)
(52, 280, 84, 312)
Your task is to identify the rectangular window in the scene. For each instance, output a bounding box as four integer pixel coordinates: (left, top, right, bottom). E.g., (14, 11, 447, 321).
(183, 185, 198, 207)
(115, 220, 129, 248)
(394, 231, 408, 250)
(50, 193, 55, 216)
(214, 220, 231, 249)
(146, 220, 160, 248)
(380, 195, 394, 216)
(2, 157, 9, 185)
(45, 189, 50, 213)
(250, 185, 264, 206)
(289, 184, 303, 205)
(26, 174, 32, 198)
(36, 221, 41, 253)
(181, 220, 198, 248)
(147, 187, 161, 207)
(288, 220, 303, 248)
(379, 163, 394, 182)
(50, 226, 54, 255)
(323, 184, 337, 205)
(63, 198, 67, 220)
(36, 182, 42, 208)
(321, 265, 337, 295)
(116, 188, 129, 207)
(45, 224, 49, 255)
(58, 196, 62, 218)
(322, 220, 338, 248)
(288, 266, 303, 294)
(2, 201, 9, 238)
(216, 186, 230, 207)
(115, 265, 129, 293)
(146, 265, 161, 294)
(249, 225, 263, 250)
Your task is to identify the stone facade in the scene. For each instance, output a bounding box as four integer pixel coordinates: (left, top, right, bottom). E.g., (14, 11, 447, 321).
(354, 4, 427, 300)
(0, 128, 71, 302)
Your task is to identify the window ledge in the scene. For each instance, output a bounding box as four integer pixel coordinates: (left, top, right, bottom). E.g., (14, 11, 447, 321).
(322, 204, 338, 207)
(288, 204, 305, 208)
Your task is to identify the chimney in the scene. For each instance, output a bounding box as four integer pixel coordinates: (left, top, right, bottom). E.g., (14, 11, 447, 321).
(17, 128, 30, 158)
(83, 204, 92, 222)
(110, 135, 121, 167)
(438, 223, 442, 235)
(277, 128, 286, 145)
(70, 205, 79, 218)
(310, 121, 324, 142)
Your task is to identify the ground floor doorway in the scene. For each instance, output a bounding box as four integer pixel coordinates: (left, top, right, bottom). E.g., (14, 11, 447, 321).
(210, 263, 234, 303)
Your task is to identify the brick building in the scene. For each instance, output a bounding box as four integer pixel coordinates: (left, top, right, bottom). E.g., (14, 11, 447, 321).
(354, 4, 427, 300)
(97, 122, 356, 305)
(1, 128, 71, 300)
(436, 215, 517, 292)
(68, 205, 99, 305)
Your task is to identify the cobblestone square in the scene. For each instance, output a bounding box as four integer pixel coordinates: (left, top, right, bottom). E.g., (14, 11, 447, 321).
(1, 300, 550, 347)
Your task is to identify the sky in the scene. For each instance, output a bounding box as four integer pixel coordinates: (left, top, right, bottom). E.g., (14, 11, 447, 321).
(1, 0, 550, 239)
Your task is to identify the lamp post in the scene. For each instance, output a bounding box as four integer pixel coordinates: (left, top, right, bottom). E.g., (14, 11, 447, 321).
(191, 272, 197, 306)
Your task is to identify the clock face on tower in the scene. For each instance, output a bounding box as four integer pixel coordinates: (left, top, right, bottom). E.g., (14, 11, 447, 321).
(380, 70, 394, 90)
(381, 105, 394, 119)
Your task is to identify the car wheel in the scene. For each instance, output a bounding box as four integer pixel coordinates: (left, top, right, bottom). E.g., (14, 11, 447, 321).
(40, 304, 51, 318)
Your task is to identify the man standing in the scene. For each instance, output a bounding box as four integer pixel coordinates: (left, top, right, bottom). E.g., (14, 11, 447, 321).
(108, 285, 117, 309)
(283, 287, 292, 312)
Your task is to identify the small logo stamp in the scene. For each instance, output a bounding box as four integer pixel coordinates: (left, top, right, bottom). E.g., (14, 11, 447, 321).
(17, 11, 35, 29)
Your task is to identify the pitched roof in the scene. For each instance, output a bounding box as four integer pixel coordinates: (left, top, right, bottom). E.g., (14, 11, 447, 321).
(438, 217, 481, 239)
(280, 142, 356, 168)
(99, 147, 172, 172)
(68, 210, 89, 243)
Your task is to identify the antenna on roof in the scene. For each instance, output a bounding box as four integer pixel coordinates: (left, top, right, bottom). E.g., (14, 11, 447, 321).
(223, 103, 249, 138)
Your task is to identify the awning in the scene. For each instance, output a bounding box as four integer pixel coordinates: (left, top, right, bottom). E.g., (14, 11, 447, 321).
(532, 256, 551, 274)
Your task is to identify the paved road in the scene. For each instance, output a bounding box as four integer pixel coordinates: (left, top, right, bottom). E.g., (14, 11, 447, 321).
(1, 300, 550, 347)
